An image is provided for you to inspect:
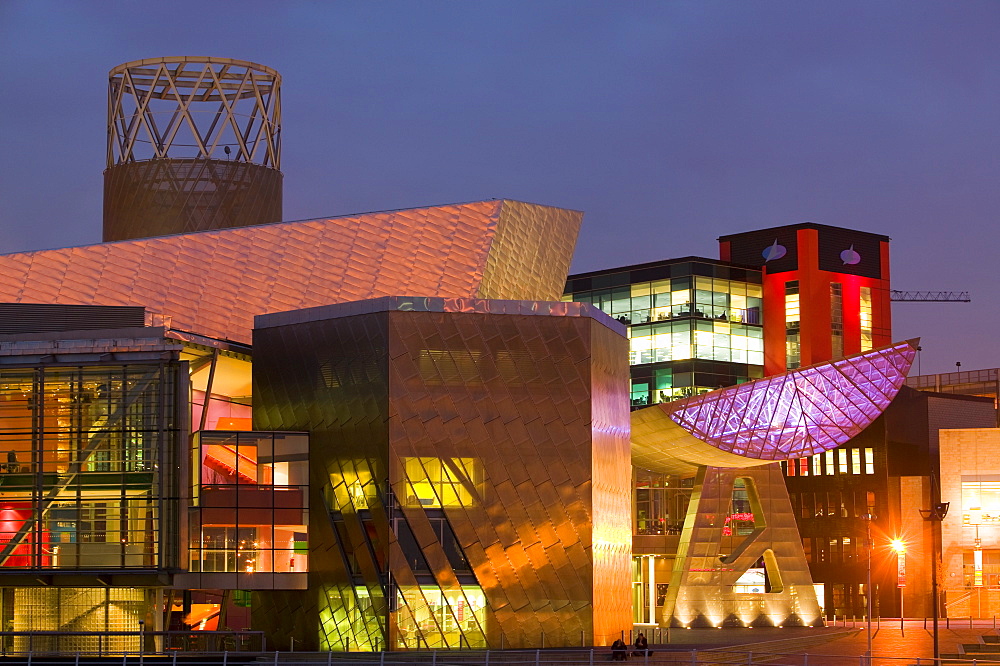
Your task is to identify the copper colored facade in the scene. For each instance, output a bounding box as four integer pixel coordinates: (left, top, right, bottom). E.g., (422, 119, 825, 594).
(104, 158, 282, 242)
(0, 200, 583, 345)
(104, 57, 282, 241)
(666, 464, 821, 627)
(250, 297, 632, 650)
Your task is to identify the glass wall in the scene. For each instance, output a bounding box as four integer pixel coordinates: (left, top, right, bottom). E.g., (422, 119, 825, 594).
(564, 264, 764, 405)
(634, 470, 692, 535)
(830, 283, 844, 360)
(566, 276, 762, 328)
(785, 280, 801, 370)
(860, 287, 873, 352)
(0, 363, 180, 569)
(395, 585, 487, 649)
(189, 431, 309, 573)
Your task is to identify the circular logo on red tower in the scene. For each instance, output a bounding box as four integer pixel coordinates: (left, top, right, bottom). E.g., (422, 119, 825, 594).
(762, 240, 787, 262)
(840, 245, 861, 265)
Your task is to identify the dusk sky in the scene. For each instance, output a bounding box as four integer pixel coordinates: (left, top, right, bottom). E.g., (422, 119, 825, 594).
(0, 1, 997, 375)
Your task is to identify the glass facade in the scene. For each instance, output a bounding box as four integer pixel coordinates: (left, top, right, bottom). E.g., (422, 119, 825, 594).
(564, 260, 764, 405)
(785, 280, 801, 370)
(0, 363, 181, 570)
(830, 283, 843, 360)
(190, 431, 309, 574)
(860, 287, 873, 352)
(633, 470, 692, 535)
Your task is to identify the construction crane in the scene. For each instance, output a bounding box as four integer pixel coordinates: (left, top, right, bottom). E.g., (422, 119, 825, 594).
(890, 290, 970, 302)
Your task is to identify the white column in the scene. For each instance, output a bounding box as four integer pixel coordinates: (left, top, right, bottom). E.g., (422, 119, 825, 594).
(647, 555, 656, 625)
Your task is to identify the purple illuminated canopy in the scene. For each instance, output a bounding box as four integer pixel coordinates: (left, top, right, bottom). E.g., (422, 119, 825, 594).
(664, 340, 918, 461)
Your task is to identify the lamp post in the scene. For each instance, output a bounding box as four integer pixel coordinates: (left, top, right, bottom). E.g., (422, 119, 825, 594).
(862, 513, 875, 665)
(920, 502, 950, 663)
(890, 539, 906, 636)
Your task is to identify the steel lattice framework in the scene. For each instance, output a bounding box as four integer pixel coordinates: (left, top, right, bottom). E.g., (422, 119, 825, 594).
(104, 57, 283, 241)
(107, 57, 281, 167)
(631, 340, 918, 474)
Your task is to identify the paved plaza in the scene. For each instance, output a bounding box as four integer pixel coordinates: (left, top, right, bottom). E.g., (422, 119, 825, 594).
(642, 621, 1000, 664)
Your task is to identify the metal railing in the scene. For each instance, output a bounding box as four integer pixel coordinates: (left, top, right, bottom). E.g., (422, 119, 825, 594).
(0, 630, 265, 656)
(0, 646, 994, 666)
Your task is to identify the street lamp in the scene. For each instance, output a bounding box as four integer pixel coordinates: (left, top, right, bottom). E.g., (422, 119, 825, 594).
(890, 539, 906, 635)
(919, 502, 950, 663)
(862, 513, 875, 665)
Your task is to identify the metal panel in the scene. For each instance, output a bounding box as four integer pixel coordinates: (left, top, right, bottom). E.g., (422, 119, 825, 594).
(103, 159, 282, 241)
(250, 301, 631, 650)
(664, 464, 821, 628)
(0, 201, 583, 345)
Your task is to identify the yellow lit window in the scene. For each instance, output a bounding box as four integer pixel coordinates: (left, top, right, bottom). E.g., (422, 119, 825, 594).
(404, 457, 482, 508)
(860, 287, 873, 352)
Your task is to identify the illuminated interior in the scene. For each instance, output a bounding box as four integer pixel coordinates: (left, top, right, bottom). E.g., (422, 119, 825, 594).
(189, 431, 308, 573)
(564, 271, 764, 405)
(395, 585, 487, 649)
(402, 457, 482, 508)
(859, 287, 873, 352)
(183, 347, 253, 432)
(0, 364, 178, 569)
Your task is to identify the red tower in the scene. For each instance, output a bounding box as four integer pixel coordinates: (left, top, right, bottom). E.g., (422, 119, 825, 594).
(719, 224, 891, 376)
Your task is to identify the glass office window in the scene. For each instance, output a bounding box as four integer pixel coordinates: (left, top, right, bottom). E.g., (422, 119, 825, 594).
(831, 283, 844, 359)
(785, 280, 801, 369)
(189, 431, 309, 573)
(860, 287, 873, 352)
(0, 363, 180, 570)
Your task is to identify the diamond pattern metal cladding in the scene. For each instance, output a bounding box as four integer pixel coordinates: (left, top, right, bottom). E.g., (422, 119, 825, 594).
(665, 340, 917, 460)
(0, 200, 583, 345)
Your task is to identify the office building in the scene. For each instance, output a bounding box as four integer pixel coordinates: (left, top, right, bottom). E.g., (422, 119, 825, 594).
(562, 257, 764, 406)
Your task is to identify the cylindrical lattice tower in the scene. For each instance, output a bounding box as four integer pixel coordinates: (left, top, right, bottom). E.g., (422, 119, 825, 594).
(104, 57, 282, 242)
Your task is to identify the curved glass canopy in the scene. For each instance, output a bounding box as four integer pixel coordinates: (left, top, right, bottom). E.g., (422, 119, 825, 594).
(632, 340, 918, 473)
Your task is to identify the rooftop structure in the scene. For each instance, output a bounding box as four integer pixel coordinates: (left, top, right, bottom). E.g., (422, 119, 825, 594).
(104, 57, 283, 241)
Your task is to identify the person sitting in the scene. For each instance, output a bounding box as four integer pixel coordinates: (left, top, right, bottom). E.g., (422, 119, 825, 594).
(633, 633, 649, 657)
(6, 451, 19, 474)
(611, 638, 628, 661)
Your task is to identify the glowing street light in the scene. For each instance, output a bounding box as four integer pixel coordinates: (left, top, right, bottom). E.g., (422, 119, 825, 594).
(890, 539, 906, 634)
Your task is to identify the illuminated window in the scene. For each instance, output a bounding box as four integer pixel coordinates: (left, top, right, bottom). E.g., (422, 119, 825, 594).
(831, 283, 844, 359)
(812, 455, 822, 476)
(192, 431, 309, 574)
(395, 584, 487, 649)
(785, 281, 801, 369)
(864, 448, 874, 475)
(961, 479, 1000, 524)
(799, 458, 809, 476)
(403, 457, 482, 508)
(860, 287, 873, 352)
(825, 450, 835, 475)
(851, 449, 861, 475)
(838, 448, 848, 474)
